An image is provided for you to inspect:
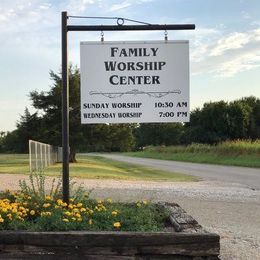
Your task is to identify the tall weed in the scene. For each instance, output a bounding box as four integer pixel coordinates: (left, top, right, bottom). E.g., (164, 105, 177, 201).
(144, 139, 260, 156)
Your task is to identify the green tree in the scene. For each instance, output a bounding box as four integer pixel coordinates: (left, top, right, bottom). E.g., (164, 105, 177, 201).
(134, 123, 184, 148)
(233, 96, 260, 139)
(1, 108, 42, 153)
(29, 66, 135, 160)
(184, 97, 259, 144)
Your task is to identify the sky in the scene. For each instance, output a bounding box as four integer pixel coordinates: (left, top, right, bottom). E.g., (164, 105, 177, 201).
(0, 0, 260, 132)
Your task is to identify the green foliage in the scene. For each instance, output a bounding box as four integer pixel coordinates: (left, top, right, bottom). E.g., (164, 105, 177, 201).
(125, 140, 260, 167)
(134, 123, 184, 148)
(18, 169, 92, 203)
(184, 96, 260, 144)
(19, 170, 60, 201)
(0, 186, 168, 232)
(140, 140, 260, 155)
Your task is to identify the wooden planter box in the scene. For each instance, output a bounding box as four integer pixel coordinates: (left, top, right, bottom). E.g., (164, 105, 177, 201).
(0, 203, 220, 259)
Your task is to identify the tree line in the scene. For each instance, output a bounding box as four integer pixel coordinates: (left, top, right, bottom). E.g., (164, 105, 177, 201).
(0, 66, 259, 160)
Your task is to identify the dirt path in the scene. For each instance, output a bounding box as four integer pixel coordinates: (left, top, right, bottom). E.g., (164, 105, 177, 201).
(0, 173, 259, 260)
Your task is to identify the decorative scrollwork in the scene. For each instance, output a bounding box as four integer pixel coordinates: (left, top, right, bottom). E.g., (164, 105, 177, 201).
(89, 89, 181, 98)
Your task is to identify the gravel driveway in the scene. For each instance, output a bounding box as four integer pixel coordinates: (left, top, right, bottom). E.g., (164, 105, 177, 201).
(0, 173, 259, 260)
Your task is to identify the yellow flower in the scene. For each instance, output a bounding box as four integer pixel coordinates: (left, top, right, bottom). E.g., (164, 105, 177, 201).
(57, 199, 63, 205)
(107, 198, 112, 203)
(143, 200, 148, 205)
(80, 207, 86, 212)
(136, 202, 141, 208)
(69, 198, 74, 202)
(68, 204, 74, 209)
(63, 218, 69, 222)
(71, 217, 76, 221)
(77, 203, 83, 208)
(61, 202, 67, 207)
(113, 222, 121, 228)
(45, 196, 52, 200)
(30, 210, 36, 216)
(111, 211, 118, 216)
(43, 203, 51, 208)
(75, 213, 81, 218)
(0, 218, 4, 223)
(17, 216, 24, 221)
(41, 211, 52, 217)
(88, 219, 93, 225)
(77, 217, 82, 222)
(64, 211, 71, 216)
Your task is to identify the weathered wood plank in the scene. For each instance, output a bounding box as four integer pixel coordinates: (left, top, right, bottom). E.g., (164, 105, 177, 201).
(0, 231, 219, 247)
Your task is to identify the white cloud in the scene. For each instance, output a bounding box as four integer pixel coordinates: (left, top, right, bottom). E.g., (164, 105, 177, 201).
(39, 3, 52, 10)
(191, 29, 260, 78)
(109, 1, 132, 12)
(213, 52, 260, 77)
(210, 32, 251, 56)
(66, 0, 99, 13)
(0, 8, 16, 23)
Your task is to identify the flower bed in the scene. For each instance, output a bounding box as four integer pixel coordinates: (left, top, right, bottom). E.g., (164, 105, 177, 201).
(0, 190, 167, 232)
(0, 175, 220, 259)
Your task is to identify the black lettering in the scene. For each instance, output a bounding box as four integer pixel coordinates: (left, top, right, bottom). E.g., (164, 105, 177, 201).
(151, 48, 159, 56)
(152, 76, 160, 84)
(159, 62, 166, 70)
(118, 62, 126, 71)
(104, 61, 116, 71)
(109, 75, 118, 85)
(111, 47, 118, 57)
(129, 48, 138, 56)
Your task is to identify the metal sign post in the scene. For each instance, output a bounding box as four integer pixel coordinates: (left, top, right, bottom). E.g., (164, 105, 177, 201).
(61, 11, 195, 203)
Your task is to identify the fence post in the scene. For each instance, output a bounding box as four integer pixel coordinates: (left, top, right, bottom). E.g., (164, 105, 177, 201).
(29, 140, 32, 173)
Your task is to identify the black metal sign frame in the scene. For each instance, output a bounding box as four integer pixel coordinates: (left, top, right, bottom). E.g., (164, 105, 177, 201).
(61, 11, 195, 203)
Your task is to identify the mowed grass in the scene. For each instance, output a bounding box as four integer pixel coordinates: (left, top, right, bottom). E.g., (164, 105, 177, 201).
(0, 154, 196, 182)
(124, 140, 260, 168)
(0, 154, 29, 174)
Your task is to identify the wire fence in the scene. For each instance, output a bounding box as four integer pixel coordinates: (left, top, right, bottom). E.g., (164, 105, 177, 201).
(29, 140, 62, 173)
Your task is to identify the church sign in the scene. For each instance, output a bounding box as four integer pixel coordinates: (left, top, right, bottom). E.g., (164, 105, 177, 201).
(80, 41, 189, 124)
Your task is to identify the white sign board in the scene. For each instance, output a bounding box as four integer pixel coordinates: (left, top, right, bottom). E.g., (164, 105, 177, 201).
(80, 41, 189, 124)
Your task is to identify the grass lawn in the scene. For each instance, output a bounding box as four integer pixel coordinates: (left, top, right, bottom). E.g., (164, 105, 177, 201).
(0, 153, 196, 182)
(124, 140, 260, 168)
(124, 151, 260, 168)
